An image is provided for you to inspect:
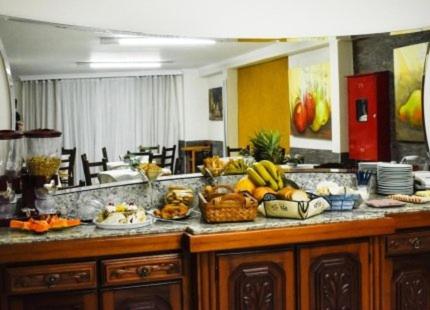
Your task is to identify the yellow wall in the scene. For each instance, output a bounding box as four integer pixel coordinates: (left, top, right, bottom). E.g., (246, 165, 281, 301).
(238, 57, 289, 149)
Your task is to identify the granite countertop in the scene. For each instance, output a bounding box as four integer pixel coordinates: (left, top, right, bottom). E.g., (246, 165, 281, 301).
(2, 200, 430, 245)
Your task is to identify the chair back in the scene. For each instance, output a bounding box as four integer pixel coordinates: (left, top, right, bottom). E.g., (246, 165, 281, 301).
(102, 147, 109, 161)
(161, 145, 176, 171)
(81, 153, 108, 186)
(126, 151, 153, 164)
(226, 145, 251, 157)
(139, 145, 160, 154)
(59, 147, 76, 186)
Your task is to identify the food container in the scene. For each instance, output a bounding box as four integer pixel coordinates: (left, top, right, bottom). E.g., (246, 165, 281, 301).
(0, 130, 24, 222)
(24, 129, 62, 180)
(324, 194, 361, 211)
(165, 186, 194, 206)
(262, 193, 330, 219)
(199, 185, 258, 223)
(0, 130, 24, 187)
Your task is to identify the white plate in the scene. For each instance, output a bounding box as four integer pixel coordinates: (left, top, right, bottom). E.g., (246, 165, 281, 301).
(93, 217, 154, 230)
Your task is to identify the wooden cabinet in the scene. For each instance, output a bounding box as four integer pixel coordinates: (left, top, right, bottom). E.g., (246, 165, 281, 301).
(101, 281, 182, 310)
(216, 248, 295, 310)
(5, 262, 96, 295)
(383, 229, 430, 310)
(8, 290, 97, 310)
(299, 240, 371, 310)
(102, 254, 182, 287)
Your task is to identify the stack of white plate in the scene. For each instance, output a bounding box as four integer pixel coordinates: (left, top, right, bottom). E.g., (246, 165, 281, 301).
(377, 163, 413, 195)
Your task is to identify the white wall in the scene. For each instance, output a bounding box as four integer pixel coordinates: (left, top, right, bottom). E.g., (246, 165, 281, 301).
(182, 69, 225, 142)
(1, 0, 430, 38)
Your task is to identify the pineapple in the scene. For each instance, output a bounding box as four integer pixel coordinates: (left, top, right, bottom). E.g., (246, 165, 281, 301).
(249, 130, 285, 164)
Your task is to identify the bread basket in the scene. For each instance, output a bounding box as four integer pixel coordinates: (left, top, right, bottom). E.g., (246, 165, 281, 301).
(199, 185, 258, 223)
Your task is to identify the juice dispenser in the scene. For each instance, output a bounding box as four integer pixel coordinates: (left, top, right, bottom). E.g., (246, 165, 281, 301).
(22, 129, 62, 211)
(0, 130, 24, 222)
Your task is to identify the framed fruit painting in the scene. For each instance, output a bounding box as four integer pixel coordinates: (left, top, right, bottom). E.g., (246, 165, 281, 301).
(394, 42, 428, 142)
(288, 62, 332, 140)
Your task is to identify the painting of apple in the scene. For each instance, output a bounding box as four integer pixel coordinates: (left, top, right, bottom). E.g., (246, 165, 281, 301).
(303, 92, 316, 125)
(288, 62, 332, 140)
(293, 99, 308, 133)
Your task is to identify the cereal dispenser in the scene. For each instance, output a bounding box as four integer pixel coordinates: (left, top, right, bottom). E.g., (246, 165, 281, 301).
(22, 129, 62, 211)
(0, 130, 24, 222)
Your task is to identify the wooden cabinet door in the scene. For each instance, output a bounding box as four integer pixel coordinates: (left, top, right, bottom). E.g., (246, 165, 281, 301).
(102, 281, 182, 310)
(8, 290, 97, 310)
(216, 248, 295, 310)
(299, 240, 370, 310)
(390, 254, 430, 310)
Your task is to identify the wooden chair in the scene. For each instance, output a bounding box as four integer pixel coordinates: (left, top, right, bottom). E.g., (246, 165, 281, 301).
(139, 145, 160, 154)
(102, 147, 109, 161)
(81, 153, 108, 186)
(226, 145, 250, 157)
(59, 147, 76, 186)
(161, 145, 176, 171)
(126, 151, 154, 164)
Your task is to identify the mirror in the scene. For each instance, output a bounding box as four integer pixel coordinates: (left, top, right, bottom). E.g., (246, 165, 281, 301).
(2, 15, 429, 191)
(0, 15, 322, 190)
(424, 45, 430, 157)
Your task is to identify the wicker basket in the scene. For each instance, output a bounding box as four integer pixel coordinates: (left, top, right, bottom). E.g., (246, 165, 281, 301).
(199, 185, 258, 223)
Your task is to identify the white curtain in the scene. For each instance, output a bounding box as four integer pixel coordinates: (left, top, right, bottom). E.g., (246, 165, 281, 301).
(22, 75, 184, 183)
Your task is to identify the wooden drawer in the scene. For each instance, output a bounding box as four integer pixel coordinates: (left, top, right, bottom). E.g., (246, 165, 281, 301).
(5, 261, 96, 295)
(102, 254, 182, 286)
(386, 230, 430, 256)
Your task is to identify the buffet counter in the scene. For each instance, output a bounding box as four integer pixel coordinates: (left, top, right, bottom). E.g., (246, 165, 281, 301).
(2, 172, 430, 309)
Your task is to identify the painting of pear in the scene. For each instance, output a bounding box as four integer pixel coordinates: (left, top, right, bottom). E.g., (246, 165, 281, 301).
(310, 90, 331, 132)
(394, 42, 428, 141)
(399, 89, 422, 128)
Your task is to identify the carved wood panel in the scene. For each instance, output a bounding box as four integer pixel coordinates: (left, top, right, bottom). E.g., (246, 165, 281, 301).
(216, 249, 295, 310)
(8, 291, 97, 310)
(230, 264, 284, 310)
(101, 281, 182, 310)
(392, 255, 430, 310)
(310, 253, 361, 310)
(299, 241, 370, 310)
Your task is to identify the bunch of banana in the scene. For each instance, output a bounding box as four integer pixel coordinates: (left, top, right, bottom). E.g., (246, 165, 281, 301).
(224, 158, 248, 174)
(247, 160, 284, 191)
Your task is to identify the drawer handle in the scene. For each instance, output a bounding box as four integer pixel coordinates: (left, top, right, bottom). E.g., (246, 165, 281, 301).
(136, 263, 176, 277)
(44, 273, 60, 288)
(409, 237, 422, 249)
(137, 266, 151, 277)
(72, 272, 90, 282)
(389, 240, 399, 249)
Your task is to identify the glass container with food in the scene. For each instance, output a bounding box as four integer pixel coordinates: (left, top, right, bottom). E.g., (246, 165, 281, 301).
(0, 130, 24, 221)
(24, 129, 62, 180)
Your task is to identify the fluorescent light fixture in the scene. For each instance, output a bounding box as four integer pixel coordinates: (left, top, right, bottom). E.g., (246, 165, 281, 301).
(117, 37, 216, 46)
(88, 62, 162, 69)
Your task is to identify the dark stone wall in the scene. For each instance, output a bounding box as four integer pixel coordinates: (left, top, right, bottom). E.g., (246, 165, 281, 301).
(352, 30, 430, 161)
(289, 147, 348, 164)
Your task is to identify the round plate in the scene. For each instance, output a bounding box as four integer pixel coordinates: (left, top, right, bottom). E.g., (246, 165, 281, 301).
(93, 217, 153, 230)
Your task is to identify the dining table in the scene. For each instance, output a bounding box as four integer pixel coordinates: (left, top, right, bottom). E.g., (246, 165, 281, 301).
(181, 145, 211, 173)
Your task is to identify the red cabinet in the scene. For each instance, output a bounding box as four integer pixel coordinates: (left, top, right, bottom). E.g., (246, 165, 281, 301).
(347, 72, 390, 161)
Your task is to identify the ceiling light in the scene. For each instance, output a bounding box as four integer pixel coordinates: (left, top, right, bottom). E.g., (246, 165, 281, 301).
(117, 37, 216, 46)
(88, 62, 162, 69)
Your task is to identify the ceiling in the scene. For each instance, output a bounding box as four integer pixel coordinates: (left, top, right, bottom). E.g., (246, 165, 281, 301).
(0, 17, 285, 78)
(0, 0, 429, 38)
